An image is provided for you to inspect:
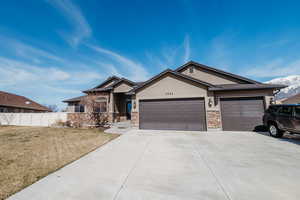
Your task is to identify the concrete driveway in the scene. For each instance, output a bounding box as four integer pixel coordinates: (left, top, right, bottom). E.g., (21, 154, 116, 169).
(8, 130, 300, 200)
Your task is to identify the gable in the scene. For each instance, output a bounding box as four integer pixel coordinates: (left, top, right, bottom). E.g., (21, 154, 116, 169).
(176, 61, 260, 84)
(180, 65, 244, 85)
(101, 79, 118, 88)
(136, 73, 207, 99)
(114, 82, 133, 93)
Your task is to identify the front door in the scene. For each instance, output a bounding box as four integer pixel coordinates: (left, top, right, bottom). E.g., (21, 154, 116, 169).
(126, 101, 132, 120)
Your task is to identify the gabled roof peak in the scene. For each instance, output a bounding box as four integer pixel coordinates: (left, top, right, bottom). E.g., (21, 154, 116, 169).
(175, 61, 261, 84)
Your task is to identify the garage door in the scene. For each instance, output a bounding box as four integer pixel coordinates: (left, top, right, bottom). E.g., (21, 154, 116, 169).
(220, 97, 265, 131)
(139, 98, 206, 131)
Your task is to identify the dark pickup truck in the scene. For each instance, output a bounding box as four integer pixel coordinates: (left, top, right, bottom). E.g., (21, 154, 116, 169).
(263, 104, 300, 138)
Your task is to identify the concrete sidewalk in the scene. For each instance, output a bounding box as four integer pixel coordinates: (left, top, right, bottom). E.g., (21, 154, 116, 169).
(8, 130, 300, 200)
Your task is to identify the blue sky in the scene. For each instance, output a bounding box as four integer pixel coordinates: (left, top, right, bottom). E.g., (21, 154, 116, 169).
(0, 0, 300, 109)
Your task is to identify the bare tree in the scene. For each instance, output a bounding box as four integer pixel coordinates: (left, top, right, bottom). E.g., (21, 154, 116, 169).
(45, 104, 59, 112)
(82, 95, 108, 127)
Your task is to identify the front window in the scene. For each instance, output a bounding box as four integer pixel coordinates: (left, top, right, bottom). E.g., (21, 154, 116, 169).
(75, 104, 85, 112)
(94, 102, 107, 113)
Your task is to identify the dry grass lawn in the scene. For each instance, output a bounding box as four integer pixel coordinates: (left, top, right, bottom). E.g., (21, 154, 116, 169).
(0, 126, 119, 200)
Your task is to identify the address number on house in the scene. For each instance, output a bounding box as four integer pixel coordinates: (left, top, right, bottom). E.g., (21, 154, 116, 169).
(165, 92, 174, 96)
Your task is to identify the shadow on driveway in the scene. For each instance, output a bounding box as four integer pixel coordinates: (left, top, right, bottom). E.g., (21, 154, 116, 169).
(256, 131, 300, 146)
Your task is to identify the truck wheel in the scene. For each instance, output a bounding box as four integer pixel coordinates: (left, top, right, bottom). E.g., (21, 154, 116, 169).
(268, 124, 284, 138)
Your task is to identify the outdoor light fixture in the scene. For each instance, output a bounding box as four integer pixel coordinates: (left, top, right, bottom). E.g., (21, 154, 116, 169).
(208, 98, 213, 107)
(133, 100, 136, 109)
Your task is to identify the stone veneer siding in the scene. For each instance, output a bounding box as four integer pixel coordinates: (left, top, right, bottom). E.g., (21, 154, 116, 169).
(207, 110, 222, 129)
(67, 113, 108, 128)
(131, 112, 139, 127)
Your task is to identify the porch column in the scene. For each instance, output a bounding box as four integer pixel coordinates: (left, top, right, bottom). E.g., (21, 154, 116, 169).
(108, 92, 114, 122)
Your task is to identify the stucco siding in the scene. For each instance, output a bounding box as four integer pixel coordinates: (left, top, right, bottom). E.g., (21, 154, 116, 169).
(113, 82, 133, 93)
(133, 74, 208, 112)
(181, 66, 243, 84)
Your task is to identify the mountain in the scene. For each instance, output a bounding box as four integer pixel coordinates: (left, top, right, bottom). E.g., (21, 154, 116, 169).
(265, 75, 300, 100)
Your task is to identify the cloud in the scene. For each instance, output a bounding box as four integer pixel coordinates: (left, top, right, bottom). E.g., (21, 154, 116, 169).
(146, 36, 192, 70)
(87, 44, 149, 81)
(0, 35, 63, 63)
(207, 35, 233, 70)
(244, 58, 300, 78)
(183, 35, 190, 63)
(47, 0, 92, 46)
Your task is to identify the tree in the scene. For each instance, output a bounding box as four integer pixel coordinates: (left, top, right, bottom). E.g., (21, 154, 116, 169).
(45, 104, 59, 112)
(82, 95, 108, 127)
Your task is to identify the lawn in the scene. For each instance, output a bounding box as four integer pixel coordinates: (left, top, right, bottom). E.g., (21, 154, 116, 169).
(0, 126, 119, 200)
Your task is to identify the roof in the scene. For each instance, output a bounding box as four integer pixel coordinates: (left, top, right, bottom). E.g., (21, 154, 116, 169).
(0, 91, 50, 111)
(93, 76, 121, 89)
(209, 84, 287, 91)
(62, 95, 86, 103)
(83, 87, 113, 93)
(128, 69, 215, 94)
(175, 61, 261, 84)
(83, 76, 138, 94)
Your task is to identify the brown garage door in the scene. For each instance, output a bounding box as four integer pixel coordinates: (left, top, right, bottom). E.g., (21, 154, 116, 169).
(220, 97, 265, 131)
(139, 98, 206, 131)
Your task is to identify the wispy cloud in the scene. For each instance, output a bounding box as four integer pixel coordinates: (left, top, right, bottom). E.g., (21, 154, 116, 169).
(244, 58, 300, 78)
(46, 0, 92, 47)
(87, 44, 149, 81)
(207, 35, 233, 70)
(0, 35, 63, 63)
(146, 36, 192, 70)
(261, 39, 291, 48)
(183, 35, 190, 63)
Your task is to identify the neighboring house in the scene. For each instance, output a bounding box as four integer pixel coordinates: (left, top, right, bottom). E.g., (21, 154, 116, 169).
(0, 91, 50, 113)
(280, 93, 300, 104)
(63, 61, 286, 131)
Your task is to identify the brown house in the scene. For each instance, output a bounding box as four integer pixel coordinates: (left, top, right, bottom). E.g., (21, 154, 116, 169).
(0, 91, 50, 113)
(280, 93, 300, 104)
(63, 61, 286, 131)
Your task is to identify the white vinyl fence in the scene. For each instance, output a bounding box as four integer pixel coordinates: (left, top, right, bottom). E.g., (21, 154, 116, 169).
(0, 112, 67, 127)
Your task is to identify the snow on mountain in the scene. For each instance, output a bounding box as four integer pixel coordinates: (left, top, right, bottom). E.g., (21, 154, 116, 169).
(265, 75, 300, 99)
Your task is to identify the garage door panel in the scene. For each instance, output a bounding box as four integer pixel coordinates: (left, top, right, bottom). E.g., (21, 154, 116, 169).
(221, 97, 264, 131)
(139, 98, 206, 131)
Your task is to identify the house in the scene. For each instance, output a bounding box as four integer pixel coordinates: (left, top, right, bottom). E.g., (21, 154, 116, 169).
(0, 91, 50, 113)
(63, 61, 286, 131)
(280, 93, 300, 104)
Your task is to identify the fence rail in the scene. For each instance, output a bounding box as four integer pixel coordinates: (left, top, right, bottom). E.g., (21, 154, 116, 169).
(0, 112, 68, 127)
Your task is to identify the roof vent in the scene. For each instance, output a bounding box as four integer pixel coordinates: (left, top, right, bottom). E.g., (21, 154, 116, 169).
(25, 101, 31, 105)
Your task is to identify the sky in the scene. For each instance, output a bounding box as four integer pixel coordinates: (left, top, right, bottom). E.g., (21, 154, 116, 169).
(0, 0, 300, 109)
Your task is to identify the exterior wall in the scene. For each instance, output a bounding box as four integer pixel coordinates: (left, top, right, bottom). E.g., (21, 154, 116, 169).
(67, 112, 108, 128)
(113, 82, 133, 93)
(131, 111, 139, 127)
(132, 74, 209, 128)
(180, 65, 244, 85)
(133, 74, 208, 112)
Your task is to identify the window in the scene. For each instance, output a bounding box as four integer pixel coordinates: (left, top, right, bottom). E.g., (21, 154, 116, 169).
(189, 66, 194, 73)
(94, 102, 107, 113)
(278, 106, 293, 117)
(295, 106, 300, 118)
(75, 104, 85, 112)
(0, 107, 5, 112)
